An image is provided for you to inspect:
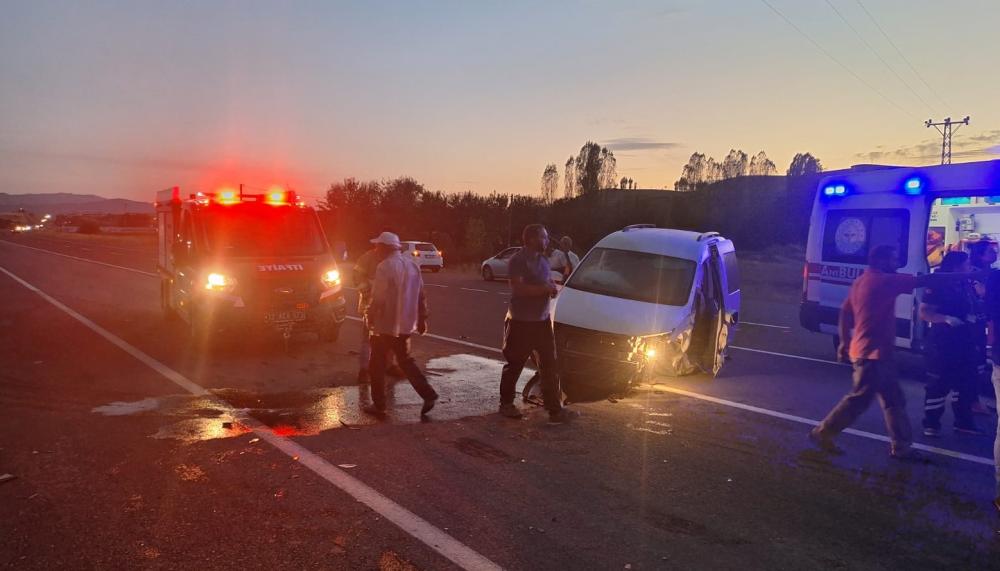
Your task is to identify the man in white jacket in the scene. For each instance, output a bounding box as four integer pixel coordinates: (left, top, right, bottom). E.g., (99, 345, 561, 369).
(363, 232, 438, 418)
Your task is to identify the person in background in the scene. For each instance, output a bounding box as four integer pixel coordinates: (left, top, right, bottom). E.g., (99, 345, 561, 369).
(984, 266, 1000, 511)
(498, 224, 575, 424)
(545, 240, 569, 283)
(559, 236, 581, 279)
(968, 240, 997, 415)
(354, 235, 405, 384)
(809, 245, 982, 459)
(919, 251, 981, 436)
(363, 232, 438, 418)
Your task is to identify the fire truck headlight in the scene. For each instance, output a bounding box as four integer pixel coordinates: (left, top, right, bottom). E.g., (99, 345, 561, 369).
(205, 272, 237, 292)
(321, 269, 341, 289)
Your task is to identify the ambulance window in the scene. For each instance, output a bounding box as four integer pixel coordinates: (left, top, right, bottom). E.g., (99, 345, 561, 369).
(822, 209, 909, 266)
(722, 251, 740, 294)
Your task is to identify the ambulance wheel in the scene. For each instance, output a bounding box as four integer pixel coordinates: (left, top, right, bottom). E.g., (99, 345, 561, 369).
(320, 321, 341, 343)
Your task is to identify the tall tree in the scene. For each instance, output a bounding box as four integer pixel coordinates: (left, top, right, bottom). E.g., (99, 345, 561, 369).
(564, 155, 576, 198)
(541, 164, 559, 203)
(721, 149, 749, 179)
(787, 152, 824, 176)
(676, 152, 708, 190)
(620, 176, 629, 190)
(572, 141, 616, 195)
(748, 150, 777, 176)
(598, 146, 618, 190)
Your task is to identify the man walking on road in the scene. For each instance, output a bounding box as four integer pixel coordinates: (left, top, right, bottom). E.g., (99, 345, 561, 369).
(499, 224, 575, 424)
(362, 232, 438, 418)
(354, 237, 404, 384)
(810, 245, 979, 459)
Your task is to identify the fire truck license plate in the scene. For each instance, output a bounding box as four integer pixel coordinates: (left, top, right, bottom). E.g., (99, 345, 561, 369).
(266, 310, 307, 323)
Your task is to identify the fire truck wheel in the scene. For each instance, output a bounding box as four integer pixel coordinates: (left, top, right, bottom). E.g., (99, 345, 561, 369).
(320, 321, 341, 343)
(160, 279, 178, 320)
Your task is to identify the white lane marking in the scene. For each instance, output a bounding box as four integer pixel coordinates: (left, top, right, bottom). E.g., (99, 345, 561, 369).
(1, 241, 157, 278)
(424, 284, 448, 288)
(345, 319, 993, 468)
(0, 266, 503, 571)
(731, 345, 846, 367)
(741, 321, 791, 330)
(460, 288, 489, 293)
(79, 247, 92, 251)
(648, 384, 994, 467)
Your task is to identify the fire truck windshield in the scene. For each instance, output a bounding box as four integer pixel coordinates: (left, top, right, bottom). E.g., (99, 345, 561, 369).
(200, 205, 326, 257)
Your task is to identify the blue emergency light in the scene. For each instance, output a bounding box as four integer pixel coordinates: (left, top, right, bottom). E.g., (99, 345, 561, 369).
(822, 184, 848, 197)
(902, 176, 924, 195)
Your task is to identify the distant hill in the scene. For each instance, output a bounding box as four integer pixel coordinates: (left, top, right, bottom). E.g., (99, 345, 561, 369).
(0, 193, 153, 215)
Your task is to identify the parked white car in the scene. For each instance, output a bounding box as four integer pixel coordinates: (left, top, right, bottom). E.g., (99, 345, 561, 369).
(481, 246, 566, 284)
(402, 241, 444, 272)
(481, 247, 521, 281)
(553, 225, 740, 393)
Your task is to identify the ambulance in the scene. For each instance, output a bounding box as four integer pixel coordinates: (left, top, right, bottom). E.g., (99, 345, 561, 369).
(155, 186, 347, 348)
(800, 159, 1000, 351)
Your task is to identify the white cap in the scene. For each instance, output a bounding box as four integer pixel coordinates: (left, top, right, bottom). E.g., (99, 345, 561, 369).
(370, 231, 402, 249)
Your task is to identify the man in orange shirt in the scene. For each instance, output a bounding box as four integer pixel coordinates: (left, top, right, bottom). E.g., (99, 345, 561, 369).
(810, 245, 980, 459)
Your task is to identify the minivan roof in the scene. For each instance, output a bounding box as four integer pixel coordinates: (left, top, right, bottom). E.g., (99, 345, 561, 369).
(818, 159, 1000, 198)
(596, 228, 726, 261)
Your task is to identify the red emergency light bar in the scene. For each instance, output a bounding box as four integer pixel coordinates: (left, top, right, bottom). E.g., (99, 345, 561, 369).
(155, 186, 302, 207)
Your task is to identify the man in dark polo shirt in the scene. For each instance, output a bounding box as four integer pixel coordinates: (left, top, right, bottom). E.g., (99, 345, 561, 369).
(498, 224, 574, 424)
(810, 245, 982, 459)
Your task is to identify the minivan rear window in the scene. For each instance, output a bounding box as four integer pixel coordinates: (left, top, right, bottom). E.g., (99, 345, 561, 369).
(416, 243, 437, 252)
(822, 209, 909, 266)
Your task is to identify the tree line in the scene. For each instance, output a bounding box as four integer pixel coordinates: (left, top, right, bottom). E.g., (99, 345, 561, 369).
(675, 150, 822, 191)
(540, 141, 619, 203)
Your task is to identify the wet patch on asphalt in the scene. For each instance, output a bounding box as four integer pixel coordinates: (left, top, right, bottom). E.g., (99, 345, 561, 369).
(92, 353, 534, 441)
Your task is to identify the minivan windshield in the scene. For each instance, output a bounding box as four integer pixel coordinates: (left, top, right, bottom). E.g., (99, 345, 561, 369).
(200, 205, 327, 257)
(565, 247, 696, 306)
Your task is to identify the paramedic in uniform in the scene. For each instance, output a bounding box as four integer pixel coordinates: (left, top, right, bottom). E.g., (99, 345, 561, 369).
(918, 251, 981, 436)
(810, 245, 982, 458)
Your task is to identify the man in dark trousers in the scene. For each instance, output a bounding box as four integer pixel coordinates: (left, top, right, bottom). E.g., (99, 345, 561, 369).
(362, 232, 438, 418)
(354, 237, 404, 384)
(498, 224, 575, 424)
(810, 244, 980, 458)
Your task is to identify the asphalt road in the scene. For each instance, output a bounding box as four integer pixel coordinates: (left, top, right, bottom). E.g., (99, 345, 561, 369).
(2, 232, 1000, 570)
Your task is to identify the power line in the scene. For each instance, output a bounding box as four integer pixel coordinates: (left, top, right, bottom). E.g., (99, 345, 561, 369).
(854, 0, 950, 109)
(759, 0, 917, 120)
(822, 0, 935, 114)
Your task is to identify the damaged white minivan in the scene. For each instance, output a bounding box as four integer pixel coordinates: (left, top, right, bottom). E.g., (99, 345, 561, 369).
(552, 225, 740, 394)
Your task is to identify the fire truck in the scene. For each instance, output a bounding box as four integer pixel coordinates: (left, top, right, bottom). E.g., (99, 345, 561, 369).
(155, 186, 346, 348)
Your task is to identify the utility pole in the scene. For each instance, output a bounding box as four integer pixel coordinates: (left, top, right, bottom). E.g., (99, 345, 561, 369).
(925, 116, 970, 165)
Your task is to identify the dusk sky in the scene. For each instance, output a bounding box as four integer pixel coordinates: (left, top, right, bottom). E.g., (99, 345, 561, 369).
(2, 0, 998, 203)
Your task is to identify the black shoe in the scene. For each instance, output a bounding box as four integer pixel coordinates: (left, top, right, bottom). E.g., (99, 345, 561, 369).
(922, 426, 941, 437)
(499, 403, 523, 419)
(889, 448, 927, 462)
(386, 365, 406, 378)
(421, 395, 438, 416)
(362, 405, 386, 418)
(357, 369, 370, 385)
(808, 428, 843, 454)
(548, 408, 579, 425)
